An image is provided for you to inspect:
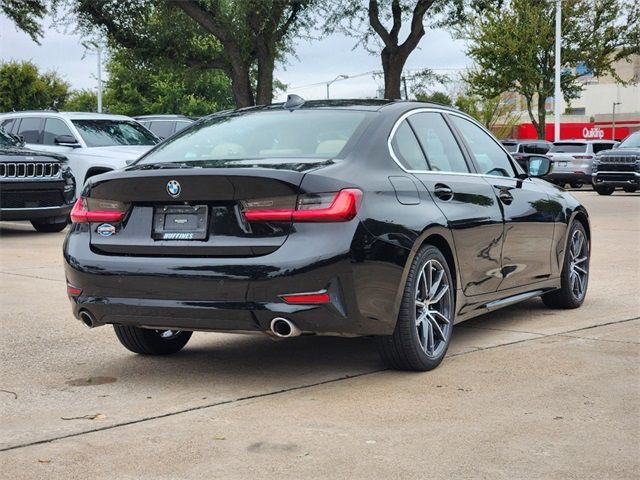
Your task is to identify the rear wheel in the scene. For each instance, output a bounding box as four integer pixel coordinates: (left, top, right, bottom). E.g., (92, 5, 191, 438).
(570, 182, 583, 189)
(31, 218, 68, 233)
(595, 186, 615, 195)
(377, 244, 454, 371)
(113, 326, 192, 355)
(542, 221, 589, 309)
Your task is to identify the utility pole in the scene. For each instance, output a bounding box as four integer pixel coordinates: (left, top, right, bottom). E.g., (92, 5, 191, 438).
(554, 0, 562, 141)
(612, 102, 621, 141)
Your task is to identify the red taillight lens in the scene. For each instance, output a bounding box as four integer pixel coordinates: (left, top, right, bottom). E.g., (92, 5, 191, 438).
(70, 197, 127, 223)
(66, 284, 82, 296)
(280, 291, 331, 304)
(244, 189, 362, 223)
(573, 155, 593, 160)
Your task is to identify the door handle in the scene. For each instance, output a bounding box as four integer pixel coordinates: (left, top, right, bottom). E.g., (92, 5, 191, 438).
(497, 189, 513, 205)
(433, 183, 454, 201)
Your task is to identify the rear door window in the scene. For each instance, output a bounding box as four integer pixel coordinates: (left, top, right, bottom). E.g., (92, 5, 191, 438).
(174, 121, 192, 133)
(42, 118, 75, 145)
(16, 117, 44, 144)
(408, 112, 470, 173)
(1, 118, 15, 133)
(149, 121, 174, 139)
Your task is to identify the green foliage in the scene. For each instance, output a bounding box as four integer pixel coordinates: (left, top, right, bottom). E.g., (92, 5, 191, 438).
(0, 60, 70, 111)
(62, 89, 98, 111)
(416, 91, 453, 105)
(102, 48, 234, 116)
(458, 0, 640, 138)
(455, 92, 520, 139)
(1, 0, 48, 43)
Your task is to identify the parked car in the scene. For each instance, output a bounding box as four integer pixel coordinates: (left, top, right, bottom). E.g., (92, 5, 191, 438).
(546, 139, 617, 188)
(501, 139, 553, 157)
(64, 98, 590, 371)
(592, 131, 640, 195)
(134, 115, 194, 139)
(0, 111, 159, 197)
(0, 127, 75, 232)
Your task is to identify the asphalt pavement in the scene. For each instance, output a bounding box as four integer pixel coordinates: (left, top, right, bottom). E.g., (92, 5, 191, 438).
(0, 190, 638, 479)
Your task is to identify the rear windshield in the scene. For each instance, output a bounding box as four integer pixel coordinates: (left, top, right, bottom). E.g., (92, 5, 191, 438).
(137, 110, 370, 165)
(72, 120, 159, 148)
(502, 143, 518, 152)
(549, 143, 587, 153)
(619, 132, 640, 148)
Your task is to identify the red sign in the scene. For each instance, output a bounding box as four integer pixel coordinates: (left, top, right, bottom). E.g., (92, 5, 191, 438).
(516, 122, 631, 141)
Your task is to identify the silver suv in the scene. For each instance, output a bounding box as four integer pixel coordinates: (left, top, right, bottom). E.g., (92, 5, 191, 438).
(0, 111, 159, 197)
(546, 140, 617, 188)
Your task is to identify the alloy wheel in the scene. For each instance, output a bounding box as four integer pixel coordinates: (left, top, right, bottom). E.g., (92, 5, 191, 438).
(415, 259, 453, 358)
(568, 229, 589, 300)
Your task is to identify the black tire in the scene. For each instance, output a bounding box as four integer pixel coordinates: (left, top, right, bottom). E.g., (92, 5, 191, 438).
(376, 244, 455, 371)
(623, 187, 637, 193)
(570, 182, 583, 189)
(31, 218, 68, 233)
(595, 186, 614, 195)
(113, 325, 192, 355)
(542, 220, 589, 309)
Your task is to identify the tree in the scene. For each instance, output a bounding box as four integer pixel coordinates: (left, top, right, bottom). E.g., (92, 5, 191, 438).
(325, 0, 475, 99)
(69, 0, 314, 107)
(102, 48, 233, 116)
(458, 0, 640, 139)
(62, 89, 97, 111)
(0, 61, 69, 111)
(416, 90, 452, 105)
(455, 92, 520, 138)
(1, 0, 48, 43)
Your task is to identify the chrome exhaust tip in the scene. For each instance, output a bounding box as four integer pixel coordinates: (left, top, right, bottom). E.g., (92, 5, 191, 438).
(79, 310, 98, 329)
(269, 317, 302, 338)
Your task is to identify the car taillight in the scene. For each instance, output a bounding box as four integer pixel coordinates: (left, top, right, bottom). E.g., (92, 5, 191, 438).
(573, 155, 593, 160)
(243, 189, 362, 223)
(280, 291, 331, 304)
(70, 197, 128, 223)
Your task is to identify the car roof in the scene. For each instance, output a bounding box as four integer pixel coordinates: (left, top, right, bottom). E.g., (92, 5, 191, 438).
(554, 139, 616, 144)
(0, 111, 136, 121)
(134, 115, 193, 120)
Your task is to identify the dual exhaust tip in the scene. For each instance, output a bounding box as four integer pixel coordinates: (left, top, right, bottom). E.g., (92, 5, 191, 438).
(269, 317, 301, 338)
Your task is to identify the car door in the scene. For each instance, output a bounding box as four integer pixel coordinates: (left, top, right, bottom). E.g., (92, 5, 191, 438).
(15, 116, 44, 147)
(38, 118, 79, 155)
(448, 114, 556, 290)
(392, 111, 505, 296)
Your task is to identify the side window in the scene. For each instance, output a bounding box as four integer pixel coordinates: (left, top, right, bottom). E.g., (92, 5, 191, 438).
(391, 120, 427, 170)
(408, 112, 470, 173)
(42, 118, 75, 145)
(1, 118, 15, 133)
(174, 121, 192, 133)
(149, 121, 174, 139)
(16, 117, 43, 144)
(449, 115, 516, 177)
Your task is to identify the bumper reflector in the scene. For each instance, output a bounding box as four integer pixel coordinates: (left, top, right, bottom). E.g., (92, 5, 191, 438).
(67, 284, 82, 296)
(280, 291, 330, 304)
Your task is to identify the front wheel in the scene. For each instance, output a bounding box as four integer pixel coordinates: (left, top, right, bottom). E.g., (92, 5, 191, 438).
(114, 326, 192, 355)
(542, 220, 589, 309)
(31, 218, 68, 233)
(595, 186, 614, 195)
(377, 244, 454, 371)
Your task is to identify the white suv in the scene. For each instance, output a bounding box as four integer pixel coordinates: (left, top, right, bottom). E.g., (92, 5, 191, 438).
(0, 111, 159, 196)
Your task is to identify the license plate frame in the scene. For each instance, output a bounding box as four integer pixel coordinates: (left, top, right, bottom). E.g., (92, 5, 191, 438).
(152, 205, 208, 240)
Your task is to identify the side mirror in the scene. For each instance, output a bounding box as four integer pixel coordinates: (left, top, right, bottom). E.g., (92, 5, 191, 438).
(54, 135, 80, 147)
(527, 156, 552, 177)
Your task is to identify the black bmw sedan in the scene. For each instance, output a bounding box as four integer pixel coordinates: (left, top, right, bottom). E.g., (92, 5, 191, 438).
(63, 98, 590, 371)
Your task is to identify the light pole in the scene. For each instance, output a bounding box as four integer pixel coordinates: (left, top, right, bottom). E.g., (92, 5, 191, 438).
(326, 75, 349, 99)
(612, 102, 621, 141)
(82, 41, 104, 113)
(553, 0, 562, 141)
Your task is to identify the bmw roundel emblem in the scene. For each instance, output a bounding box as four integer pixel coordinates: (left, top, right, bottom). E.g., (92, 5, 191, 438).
(167, 180, 181, 198)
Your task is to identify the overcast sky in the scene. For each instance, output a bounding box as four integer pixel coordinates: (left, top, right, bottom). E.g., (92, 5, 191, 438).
(0, 12, 471, 102)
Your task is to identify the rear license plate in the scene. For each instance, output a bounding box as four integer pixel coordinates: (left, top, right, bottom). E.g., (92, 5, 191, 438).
(152, 205, 208, 240)
(559, 161, 567, 167)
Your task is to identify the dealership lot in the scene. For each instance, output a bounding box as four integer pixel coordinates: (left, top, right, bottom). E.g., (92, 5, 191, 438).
(0, 191, 638, 478)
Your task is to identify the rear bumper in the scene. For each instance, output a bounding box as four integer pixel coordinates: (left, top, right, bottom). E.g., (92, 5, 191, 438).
(63, 222, 405, 337)
(0, 204, 72, 221)
(546, 171, 591, 184)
